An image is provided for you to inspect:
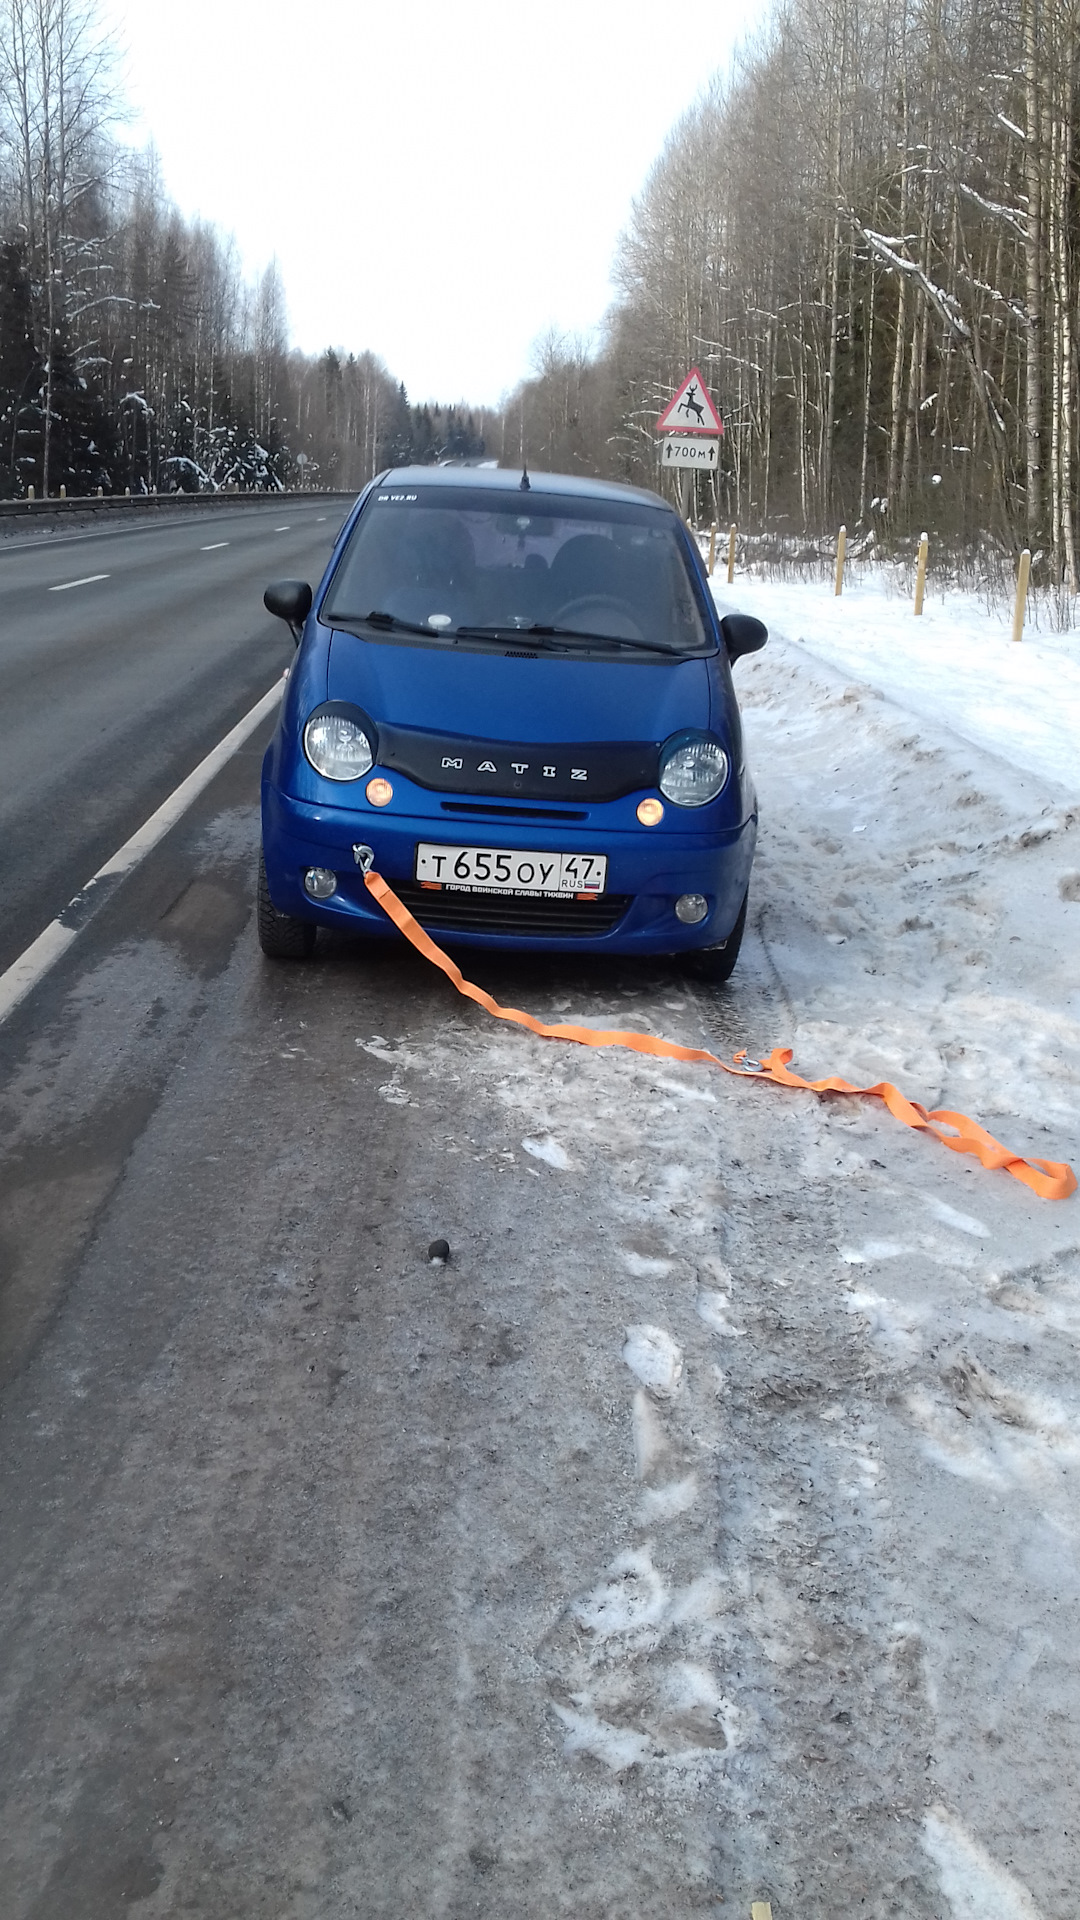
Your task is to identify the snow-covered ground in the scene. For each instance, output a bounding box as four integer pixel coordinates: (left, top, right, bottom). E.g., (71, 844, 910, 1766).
(333, 583, 1080, 1912)
(717, 566, 1080, 792)
(698, 575, 1080, 1909)
(713, 567, 1080, 1082)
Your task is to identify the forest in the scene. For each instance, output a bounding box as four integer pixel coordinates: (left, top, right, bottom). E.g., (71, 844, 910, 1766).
(4, 0, 1080, 590)
(0, 0, 485, 497)
(507, 0, 1080, 587)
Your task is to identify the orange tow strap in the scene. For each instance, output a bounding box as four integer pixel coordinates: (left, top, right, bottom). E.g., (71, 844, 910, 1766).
(363, 871, 1076, 1202)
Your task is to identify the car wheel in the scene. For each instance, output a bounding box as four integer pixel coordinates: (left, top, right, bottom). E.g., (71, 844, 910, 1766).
(257, 850, 316, 959)
(683, 887, 748, 985)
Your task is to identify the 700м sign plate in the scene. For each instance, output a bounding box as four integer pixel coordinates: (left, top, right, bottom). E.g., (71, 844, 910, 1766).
(661, 435, 719, 470)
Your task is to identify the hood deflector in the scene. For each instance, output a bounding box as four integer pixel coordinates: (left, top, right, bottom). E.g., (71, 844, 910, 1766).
(376, 722, 658, 802)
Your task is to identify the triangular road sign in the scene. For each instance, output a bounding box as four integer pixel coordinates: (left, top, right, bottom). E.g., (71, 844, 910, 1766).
(657, 368, 723, 434)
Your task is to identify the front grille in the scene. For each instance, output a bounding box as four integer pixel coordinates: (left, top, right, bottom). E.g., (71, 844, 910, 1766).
(394, 883, 631, 938)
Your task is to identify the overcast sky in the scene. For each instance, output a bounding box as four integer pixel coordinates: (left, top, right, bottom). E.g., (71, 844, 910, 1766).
(101, 0, 767, 408)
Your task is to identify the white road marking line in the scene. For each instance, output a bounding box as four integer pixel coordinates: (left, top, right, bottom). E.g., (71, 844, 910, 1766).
(275, 525, 290, 531)
(48, 573, 109, 592)
(201, 541, 229, 550)
(0, 676, 285, 1029)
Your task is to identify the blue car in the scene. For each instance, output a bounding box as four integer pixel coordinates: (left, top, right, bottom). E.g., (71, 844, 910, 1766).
(259, 466, 766, 979)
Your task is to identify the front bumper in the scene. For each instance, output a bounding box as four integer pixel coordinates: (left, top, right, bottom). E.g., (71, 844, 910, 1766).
(261, 779, 757, 955)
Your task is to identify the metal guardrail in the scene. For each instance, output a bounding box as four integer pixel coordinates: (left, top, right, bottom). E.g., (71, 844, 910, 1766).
(0, 488, 359, 521)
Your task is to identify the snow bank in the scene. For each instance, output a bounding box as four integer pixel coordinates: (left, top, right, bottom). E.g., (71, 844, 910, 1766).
(713, 571, 1080, 793)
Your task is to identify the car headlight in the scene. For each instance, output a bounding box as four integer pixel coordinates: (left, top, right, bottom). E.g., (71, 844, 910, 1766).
(303, 706, 375, 781)
(658, 733, 730, 807)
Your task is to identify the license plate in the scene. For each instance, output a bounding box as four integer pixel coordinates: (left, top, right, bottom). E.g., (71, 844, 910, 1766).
(415, 843, 607, 895)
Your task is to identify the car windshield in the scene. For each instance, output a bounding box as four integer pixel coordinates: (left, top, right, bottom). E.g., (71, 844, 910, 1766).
(320, 485, 710, 655)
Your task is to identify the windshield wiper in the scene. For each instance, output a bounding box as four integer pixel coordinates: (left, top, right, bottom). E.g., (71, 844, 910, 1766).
(453, 624, 559, 650)
(329, 608, 453, 638)
(457, 621, 685, 654)
(524, 622, 687, 655)
(331, 612, 694, 656)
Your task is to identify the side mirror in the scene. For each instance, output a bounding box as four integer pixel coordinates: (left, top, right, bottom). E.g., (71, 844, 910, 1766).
(264, 579, 312, 643)
(720, 612, 768, 663)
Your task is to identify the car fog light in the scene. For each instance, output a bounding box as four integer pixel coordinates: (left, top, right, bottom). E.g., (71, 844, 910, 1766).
(366, 777, 393, 807)
(636, 797, 665, 826)
(675, 892, 709, 924)
(303, 867, 336, 899)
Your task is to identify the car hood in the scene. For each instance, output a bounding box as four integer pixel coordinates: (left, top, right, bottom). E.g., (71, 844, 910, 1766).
(325, 627, 711, 743)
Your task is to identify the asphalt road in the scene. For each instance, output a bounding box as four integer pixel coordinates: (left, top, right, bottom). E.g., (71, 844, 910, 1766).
(0, 501, 344, 974)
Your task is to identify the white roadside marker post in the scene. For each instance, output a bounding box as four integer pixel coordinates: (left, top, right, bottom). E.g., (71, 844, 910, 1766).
(727, 522, 737, 584)
(914, 530, 928, 614)
(834, 523, 847, 596)
(707, 523, 717, 575)
(1012, 548, 1032, 642)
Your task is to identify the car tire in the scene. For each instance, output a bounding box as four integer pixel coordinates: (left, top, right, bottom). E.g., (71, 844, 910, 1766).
(683, 887, 748, 985)
(257, 850, 317, 960)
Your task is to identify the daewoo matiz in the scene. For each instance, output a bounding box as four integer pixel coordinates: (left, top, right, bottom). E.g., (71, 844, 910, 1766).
(259, 466, 766, 978)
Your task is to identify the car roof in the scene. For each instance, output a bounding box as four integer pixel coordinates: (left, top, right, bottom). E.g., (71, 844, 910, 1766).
(373, 465, 672, 512)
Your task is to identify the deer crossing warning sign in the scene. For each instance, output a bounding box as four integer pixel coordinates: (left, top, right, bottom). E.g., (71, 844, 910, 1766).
(656, 368, 724, 435)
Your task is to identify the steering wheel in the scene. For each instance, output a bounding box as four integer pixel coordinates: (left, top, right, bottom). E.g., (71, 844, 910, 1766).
(551, 594, 645, 640)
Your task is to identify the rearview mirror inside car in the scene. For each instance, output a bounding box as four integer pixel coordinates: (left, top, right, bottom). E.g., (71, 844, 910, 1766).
(264, 579, 312, 641)
(720, 613, 768, 662)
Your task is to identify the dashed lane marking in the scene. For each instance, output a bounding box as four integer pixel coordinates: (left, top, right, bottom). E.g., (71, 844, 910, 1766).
(200, 541, 230, 550)
(0, 677, 285, 1029)
(48, 573, 109, 591)
(275, 525, 290, 531)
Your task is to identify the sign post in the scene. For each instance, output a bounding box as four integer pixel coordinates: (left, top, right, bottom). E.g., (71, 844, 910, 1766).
(656, 367, 723, 524)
